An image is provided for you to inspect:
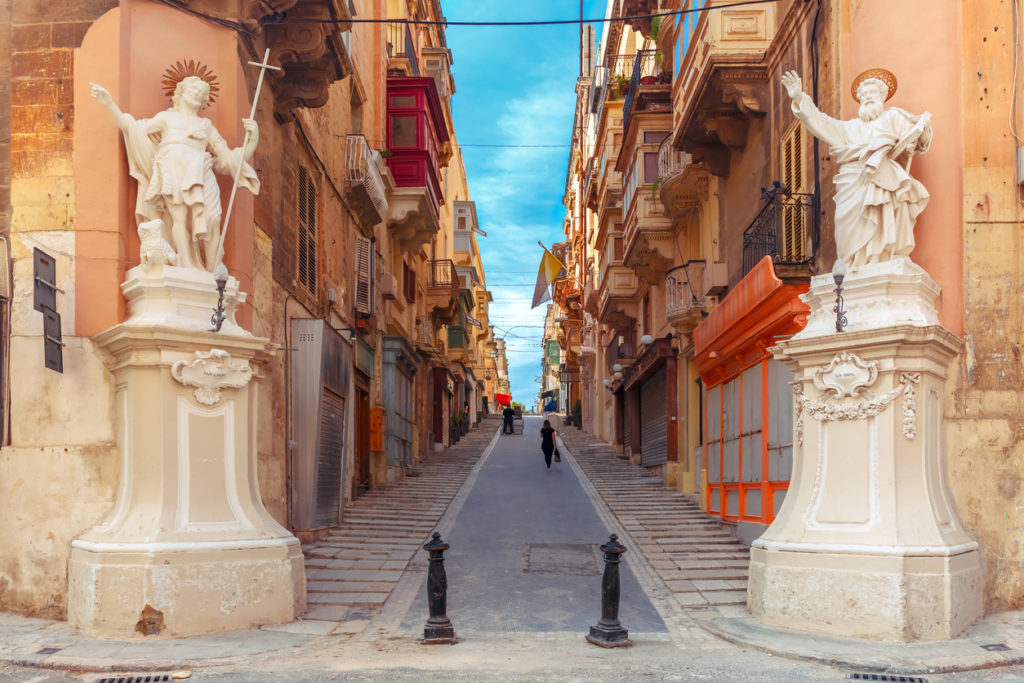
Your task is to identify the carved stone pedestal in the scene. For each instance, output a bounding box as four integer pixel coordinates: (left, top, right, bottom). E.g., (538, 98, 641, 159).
(747, 267, 982, 641)
(67, 270, 304, 637)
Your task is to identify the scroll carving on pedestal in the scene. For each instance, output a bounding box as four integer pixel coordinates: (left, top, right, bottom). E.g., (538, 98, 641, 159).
(793, 365, 921, 445)
(172, 349, 253, 405)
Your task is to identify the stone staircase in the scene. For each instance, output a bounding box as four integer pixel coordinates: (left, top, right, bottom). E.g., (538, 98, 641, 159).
(301, 418, 499, 624)
(557, 428, 751, 614)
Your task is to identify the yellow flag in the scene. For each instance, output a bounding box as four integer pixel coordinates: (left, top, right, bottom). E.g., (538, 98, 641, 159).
(532, 248, 565, 308)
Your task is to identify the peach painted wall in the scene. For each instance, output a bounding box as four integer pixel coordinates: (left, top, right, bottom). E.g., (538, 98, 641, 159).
(839, 0, 964, 335)
(74, 0, 256, 335)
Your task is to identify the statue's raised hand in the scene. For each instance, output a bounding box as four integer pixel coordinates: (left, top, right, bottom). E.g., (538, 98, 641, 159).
(90, 82, 113, 107)
(782, 71, 803, 100)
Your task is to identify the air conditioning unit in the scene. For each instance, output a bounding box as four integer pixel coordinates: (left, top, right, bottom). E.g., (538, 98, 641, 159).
(381, 272, 399, 301)
(290, 320, 353, 531)
(704, 262, 729, 297)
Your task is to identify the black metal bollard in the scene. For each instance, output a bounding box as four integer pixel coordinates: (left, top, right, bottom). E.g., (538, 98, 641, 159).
(586, 534, 632, 648)
(422, 531, 457, 644)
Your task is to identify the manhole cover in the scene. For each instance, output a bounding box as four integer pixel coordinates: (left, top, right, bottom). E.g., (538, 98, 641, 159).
(524, 543, 600, 575)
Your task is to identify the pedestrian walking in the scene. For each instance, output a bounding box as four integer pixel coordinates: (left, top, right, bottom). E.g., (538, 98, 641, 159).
(502, 405, 515, 434)
(540, 419, 558, 470)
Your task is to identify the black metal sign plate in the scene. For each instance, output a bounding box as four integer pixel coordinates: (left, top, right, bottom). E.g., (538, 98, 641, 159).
(43, 307, 63, 373)
(33, 248, 57, 313)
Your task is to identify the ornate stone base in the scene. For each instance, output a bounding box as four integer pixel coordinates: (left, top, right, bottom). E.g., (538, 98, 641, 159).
(121, 264, 249, 336)
(795, 257, 939, 340)
(67, 323, 304, 638)
(748, 320, 982, 641)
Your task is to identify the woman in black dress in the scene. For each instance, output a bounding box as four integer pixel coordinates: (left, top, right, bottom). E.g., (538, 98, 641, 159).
(540, 419, 556, 470)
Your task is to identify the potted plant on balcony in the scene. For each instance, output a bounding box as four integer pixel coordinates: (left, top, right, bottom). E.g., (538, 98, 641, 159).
(615, 74, 631, 97)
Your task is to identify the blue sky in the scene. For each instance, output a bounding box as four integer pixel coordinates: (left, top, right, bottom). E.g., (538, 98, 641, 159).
(444, 0, 606, 408)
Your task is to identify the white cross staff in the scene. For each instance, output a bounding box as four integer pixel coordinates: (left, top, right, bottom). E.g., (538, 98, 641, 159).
(216, 48, 281, 266)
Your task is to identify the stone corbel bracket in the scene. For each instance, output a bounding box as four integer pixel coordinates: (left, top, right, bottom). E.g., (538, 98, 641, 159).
(180, 0, 355, 118)
(172, 349, 254, 406)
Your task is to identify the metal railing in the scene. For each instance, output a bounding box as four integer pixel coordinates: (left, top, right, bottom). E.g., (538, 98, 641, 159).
(657, 137, 692, 182)
(666, 260, 706, 318)
(622, 49, 660, 132)
(344, 135, 388, 219)
(415, 318, 434, 347)
(741, 189, 816, 276)
(386, 21, 419, 75)
(427, 259, 457, 289)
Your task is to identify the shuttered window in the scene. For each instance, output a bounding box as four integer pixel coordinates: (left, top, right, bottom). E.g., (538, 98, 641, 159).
(781, 123, 806, 261)
(298, 165, 318, 294)
(403, 262, 416, 303)
(355, 235, 372, 315)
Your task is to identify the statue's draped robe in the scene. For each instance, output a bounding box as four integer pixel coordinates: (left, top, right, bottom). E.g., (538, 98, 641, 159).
(791, 96, 931, 267)
(120, 110, 259, 269)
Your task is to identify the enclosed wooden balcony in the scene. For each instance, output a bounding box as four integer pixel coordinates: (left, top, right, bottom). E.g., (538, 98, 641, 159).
(597, 265, 639, 329)
(385, 77, 448, 253)
(345, 135, 388, 225)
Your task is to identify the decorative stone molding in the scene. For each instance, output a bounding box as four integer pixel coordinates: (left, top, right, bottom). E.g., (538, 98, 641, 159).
(172, 349, 253, 405)
(812, 352, 878, 398)
(793, 372, 921, 444)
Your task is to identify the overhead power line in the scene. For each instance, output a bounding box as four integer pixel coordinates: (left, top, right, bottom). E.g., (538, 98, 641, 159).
(273, 0, 782, 26)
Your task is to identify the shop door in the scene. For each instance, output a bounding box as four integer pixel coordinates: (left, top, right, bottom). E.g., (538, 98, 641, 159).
(640, 367, 668, 467)
(354, 386, 370, 498)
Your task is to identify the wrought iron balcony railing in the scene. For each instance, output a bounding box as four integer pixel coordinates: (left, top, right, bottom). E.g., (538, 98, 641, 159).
(622, 49, 660, 132)
(741, 190, 816, 277)
(666, 260, 706, 318)
(427, 258, 457, 289)
(386, 20, 419, 75)
(657, 137, 692, 182)
(344, 134, 388, 221)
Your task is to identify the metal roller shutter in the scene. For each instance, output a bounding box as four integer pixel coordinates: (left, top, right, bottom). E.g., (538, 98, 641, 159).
(314, 389, 346, 527)
(623, 397, 632, 456)
(640, 367, 668, 467)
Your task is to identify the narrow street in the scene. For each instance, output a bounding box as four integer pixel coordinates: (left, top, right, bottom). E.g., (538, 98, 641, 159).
(4, 416, 1022, 680)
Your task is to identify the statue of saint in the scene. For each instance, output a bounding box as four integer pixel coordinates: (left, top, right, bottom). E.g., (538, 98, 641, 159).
(91, 75, 260, 271)
(782, 69, 932, 268)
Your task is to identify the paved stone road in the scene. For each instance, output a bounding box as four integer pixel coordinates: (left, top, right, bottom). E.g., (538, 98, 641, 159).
(302, 419, 500, 627)
(556, 425, 751, 620)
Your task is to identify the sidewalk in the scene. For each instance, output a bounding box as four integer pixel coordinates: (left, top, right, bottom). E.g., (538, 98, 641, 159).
(556, 425, 1024, 675)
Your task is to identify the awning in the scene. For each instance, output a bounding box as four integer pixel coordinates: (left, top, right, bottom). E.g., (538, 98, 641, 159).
(495, 393, 512, 406)
(540, 390, 555, 398)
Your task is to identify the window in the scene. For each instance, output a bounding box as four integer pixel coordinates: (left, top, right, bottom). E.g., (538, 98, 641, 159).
(390, 115, 418, 148)
(642, 293, 651, 335)
(781, 122, 806, 260)
(403, 262, 416, 303)
(355, 235, 372, 315)
(297, 165, 318, 294)
(613, 236, 624, 261)
(643, 131, 670, 144)
(644, 151, 659, 184)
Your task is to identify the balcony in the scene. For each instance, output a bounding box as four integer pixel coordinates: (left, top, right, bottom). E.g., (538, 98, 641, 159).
(672, 0, 776, 176)
(657, 138, 711, 220)
(384, 77, 448, 252)
(426, 259, 459, 325)
(606, 333, 638, 382)
(578, 325, 598, 362)
(386, 20, 419, 76)
(741, 190, 816, 279)
(622, 50, 670, 135)
(596, 265, 638, 329)
(583, 157, 598, 210)
(666, 261, 707, 334)
(345, 135, 388, 224)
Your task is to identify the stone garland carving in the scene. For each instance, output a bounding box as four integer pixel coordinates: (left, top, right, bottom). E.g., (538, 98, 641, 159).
(793, 372, 921, 446)
(172, 349, 253, 405)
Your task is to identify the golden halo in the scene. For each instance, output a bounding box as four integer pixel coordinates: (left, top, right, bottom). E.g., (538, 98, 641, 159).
(851, 68, 897, 102)
(161, 59, 220, 106)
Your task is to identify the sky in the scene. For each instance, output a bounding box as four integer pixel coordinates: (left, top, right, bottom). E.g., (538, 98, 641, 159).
(443, 0, 606, 409)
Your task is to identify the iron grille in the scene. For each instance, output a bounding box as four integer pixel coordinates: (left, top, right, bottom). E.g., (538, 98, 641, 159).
(848, 674, 927, 683)
(741, 189, 816, 276)
(622, 49, 658, 133)
(95, 676, 173, 683)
